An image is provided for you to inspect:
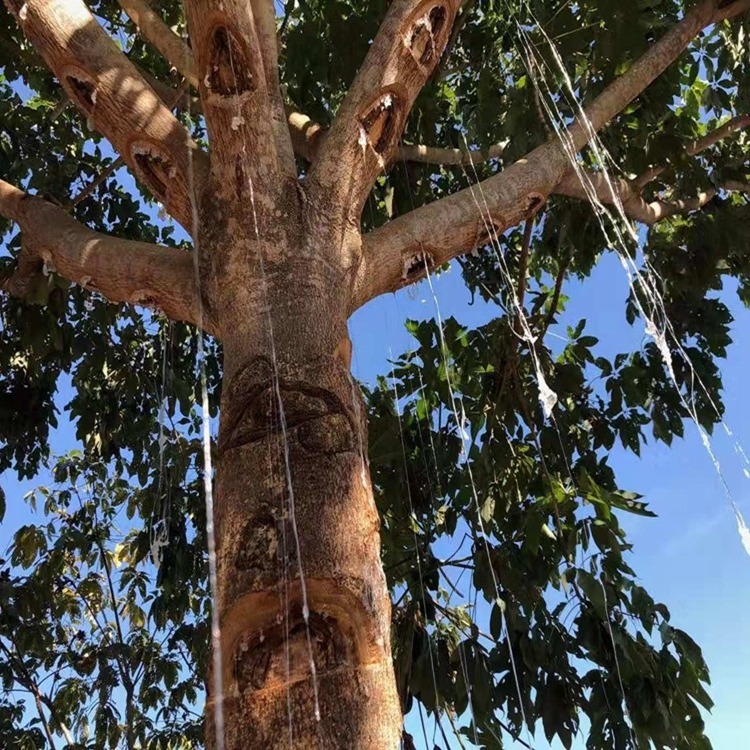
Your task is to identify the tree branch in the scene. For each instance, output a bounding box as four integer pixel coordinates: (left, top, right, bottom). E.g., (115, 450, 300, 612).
(287, 111, 508, 166)
(398, 141, 508, 165)
(0, 638, 73, 748)
(113, 13, 496, 173)
(5, 0, 209, 232)
(352, 0, 749, 310)
(0, 180, 212, 333)
(308, 0, 461, 217)
(632, 113, 750, 189)
(553, 169, 721, 224)
(184, 0, 296, 188)
(116, 0, 198, 87)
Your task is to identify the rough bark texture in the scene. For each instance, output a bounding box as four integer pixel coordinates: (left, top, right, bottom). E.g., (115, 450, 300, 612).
(193, 160, 401, 750)
(0, 179, 210, 332)
(180, 1, 414, 746)
(2, 1, 750, 748)
(5, 0, 208, 232)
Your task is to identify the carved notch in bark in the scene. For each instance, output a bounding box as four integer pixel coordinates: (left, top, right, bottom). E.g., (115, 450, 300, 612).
(204, 22, 255, 101)
(60, 65, 97, 114)
(129, 140, 177, 199)
(405, 2, 451, 68)
(401, 247, 435, 283)
(358, 90, 403, 158)
(6, 0, 208, 233)
(472, 218, 504, 251)
(233, 607, 353, 694)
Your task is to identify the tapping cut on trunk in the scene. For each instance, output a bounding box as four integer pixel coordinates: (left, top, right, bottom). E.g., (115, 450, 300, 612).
(233, 607, 352, 694)
(401, 249, 435, 283)
(359, 92, 401, 155)
(61, 66, 97, 114)
(130, 141, 176, 201)
(204, 23, 254, 100)
(406, 4, 450, 67)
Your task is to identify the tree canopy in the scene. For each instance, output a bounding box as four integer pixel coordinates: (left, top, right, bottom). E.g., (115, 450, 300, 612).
(1, 0, 749, 748)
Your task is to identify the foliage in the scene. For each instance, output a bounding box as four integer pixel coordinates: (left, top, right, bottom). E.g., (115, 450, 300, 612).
(1, 0, 749, 748)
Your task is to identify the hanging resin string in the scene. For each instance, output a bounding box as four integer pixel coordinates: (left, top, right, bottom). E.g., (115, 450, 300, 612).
(150, 317, 172, 570)
(223, 36, 321, 721)
(392, 118, 534, 745)
(389, 358, 458, 747)
(185, 112, 225, 750)
(506, 1, 750, 555)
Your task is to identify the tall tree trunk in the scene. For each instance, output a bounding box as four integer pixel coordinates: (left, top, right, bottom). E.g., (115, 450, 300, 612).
(200, 175, 402, 748)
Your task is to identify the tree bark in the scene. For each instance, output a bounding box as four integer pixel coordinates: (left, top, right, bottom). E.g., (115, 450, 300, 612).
(211, 339, 402, 748)
(198, 175, 402, 748)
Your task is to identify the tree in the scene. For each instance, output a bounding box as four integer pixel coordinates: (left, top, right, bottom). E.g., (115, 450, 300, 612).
(1, 0, 749, 748)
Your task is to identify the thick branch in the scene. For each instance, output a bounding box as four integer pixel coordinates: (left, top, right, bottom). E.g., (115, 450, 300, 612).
(308, 0, 461, 217)
(121, 26, 488, 172)
(117, 0, 198, 87)
(353, 0, 748, 310)
(6, 0, 208, 233)
(0, 180, 211, 333)
(554, 170, 718, 224)
(184, 0, 295, 187)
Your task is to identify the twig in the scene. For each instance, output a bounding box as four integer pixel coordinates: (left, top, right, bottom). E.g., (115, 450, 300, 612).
(542, 252, 571, 337)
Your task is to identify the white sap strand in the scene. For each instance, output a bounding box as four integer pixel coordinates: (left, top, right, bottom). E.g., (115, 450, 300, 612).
(459, 91, 640, 744)
(268, 394, 295, 744)
(389, 364, 444, 740)
(186, 118, 225, 748)
(459, 140, 557, 423)
(150, 321, 171, 570)
(516, 8, 750, 556)
(491, 18, 664, 738)
(417, 367, 445, 500)
(422, 267, 533, 747)
(349, 373, 369, 489)
(223, 37, 321, 721)
(599, 580, 638, 748)
(488, 8, 749, 740)
(392, 141, 528, 742)
(246, 172, 322, 723)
